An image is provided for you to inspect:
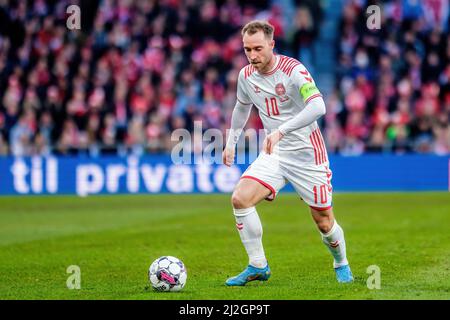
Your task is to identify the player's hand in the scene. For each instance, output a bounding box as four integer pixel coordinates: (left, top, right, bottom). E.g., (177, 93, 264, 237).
(222, 147, 235, 167)
(263, 130, 284, 155)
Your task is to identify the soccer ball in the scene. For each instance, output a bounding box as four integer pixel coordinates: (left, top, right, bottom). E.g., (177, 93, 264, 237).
(148, 256, 187, 292)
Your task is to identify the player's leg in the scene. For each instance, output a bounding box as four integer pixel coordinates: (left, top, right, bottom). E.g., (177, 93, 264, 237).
(225, 179, 272, 286)
(282, 157, 353, 283)
(310, 207, 353, 282)
(226, 152, 286, 286)
(232, 178, 271, 267)
(231, 177, 272, 209)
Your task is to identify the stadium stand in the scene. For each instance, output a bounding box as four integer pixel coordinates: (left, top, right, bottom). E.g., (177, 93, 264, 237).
(0, 0, 448, 157)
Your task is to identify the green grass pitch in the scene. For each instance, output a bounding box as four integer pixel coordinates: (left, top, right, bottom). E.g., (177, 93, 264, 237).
(0, 192, 449, 300)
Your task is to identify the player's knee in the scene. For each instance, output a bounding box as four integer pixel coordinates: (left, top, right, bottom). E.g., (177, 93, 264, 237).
(316, 219, 333, 234)
(231, 191, 251, 209)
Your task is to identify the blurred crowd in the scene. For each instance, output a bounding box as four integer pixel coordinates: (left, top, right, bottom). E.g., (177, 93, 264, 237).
(328, 0, 450, 155)
(0, 0, 448, 157)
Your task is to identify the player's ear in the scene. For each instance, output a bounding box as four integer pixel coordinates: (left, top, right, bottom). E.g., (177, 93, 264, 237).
(270, 39, 275, 49)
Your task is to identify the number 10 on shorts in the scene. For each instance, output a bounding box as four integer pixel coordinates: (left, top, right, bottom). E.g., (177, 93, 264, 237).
(313, 185, 328, 204)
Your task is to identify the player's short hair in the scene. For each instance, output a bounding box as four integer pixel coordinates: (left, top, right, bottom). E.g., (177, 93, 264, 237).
(241, 20, 274, 40)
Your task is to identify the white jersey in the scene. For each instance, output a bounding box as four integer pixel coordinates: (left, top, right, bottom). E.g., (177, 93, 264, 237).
(237, 54, 324, 154)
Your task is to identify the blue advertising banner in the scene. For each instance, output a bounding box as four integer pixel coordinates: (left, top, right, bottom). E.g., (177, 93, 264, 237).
(0, 154, 448, 196)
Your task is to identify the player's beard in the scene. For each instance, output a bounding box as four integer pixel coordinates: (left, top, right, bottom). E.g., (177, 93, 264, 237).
(256, 60, 271, 73)
(253, 55, 275, 73)
(251, 60, 265, 72)
(251, 61, 261, 69)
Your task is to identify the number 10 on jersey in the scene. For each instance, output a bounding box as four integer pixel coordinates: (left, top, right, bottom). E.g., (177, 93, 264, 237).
(265, 97, 279, 117)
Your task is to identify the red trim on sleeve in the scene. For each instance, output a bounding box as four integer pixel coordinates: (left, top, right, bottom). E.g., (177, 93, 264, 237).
(240, 175, 276, 201)
(304, 93, 322, 104)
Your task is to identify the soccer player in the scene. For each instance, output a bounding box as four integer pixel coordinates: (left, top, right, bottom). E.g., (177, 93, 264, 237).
(222, 20, 353, 286)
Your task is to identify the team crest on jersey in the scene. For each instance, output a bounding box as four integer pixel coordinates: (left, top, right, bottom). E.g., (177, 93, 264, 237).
(275, 83, 289, 102)
(254, 85, 261, 93)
